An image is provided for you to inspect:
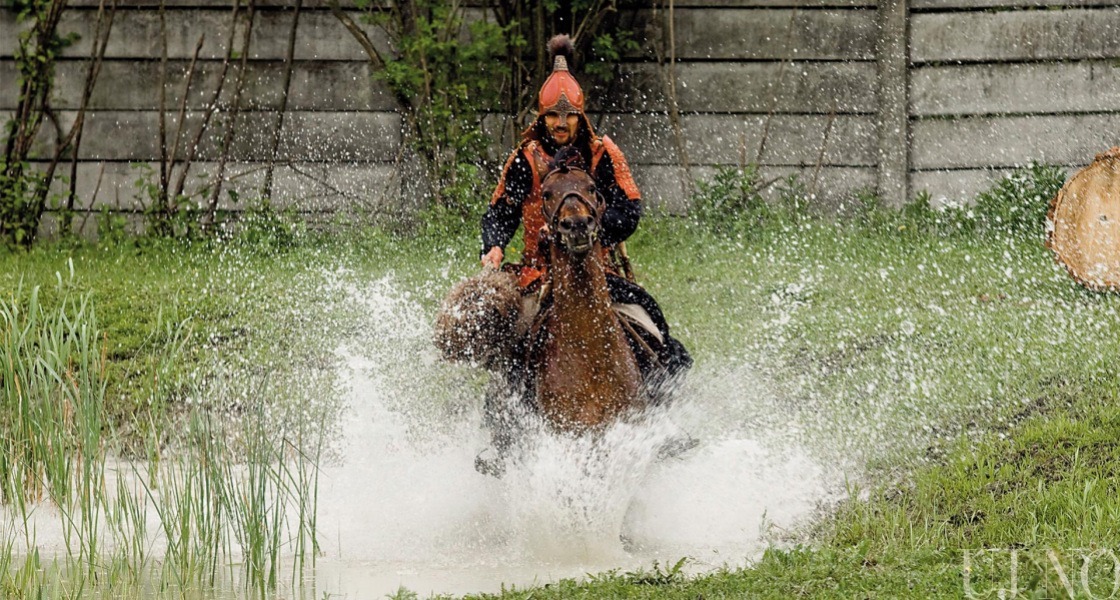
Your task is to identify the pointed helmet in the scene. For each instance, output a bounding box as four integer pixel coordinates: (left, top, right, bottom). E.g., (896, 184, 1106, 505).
(538, 34, 584, 120)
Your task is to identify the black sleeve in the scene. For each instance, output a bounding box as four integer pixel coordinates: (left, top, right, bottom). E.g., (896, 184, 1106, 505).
(480, 153, 533, 256)
(594, 152, 642, 247)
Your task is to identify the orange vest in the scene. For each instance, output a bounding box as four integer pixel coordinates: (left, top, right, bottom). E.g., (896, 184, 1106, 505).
(490, 135, 640, 288)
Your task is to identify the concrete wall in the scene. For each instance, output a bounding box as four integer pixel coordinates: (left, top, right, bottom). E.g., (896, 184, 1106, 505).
(3, 0, 1120, 230)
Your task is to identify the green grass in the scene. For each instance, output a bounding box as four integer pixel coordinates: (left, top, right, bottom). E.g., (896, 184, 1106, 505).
(2, 179, 1119, 598)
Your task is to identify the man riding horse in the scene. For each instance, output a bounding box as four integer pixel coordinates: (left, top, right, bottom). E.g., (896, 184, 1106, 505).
(476, 35, 692, 471)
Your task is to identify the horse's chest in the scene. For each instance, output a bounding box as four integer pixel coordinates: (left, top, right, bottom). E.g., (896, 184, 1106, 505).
(536, 316, 642, 429)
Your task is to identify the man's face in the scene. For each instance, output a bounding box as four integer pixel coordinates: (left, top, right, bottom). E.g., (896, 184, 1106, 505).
(544, 112, 581, 145)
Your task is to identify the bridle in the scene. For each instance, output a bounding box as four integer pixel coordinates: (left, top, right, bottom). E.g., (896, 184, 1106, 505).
(540, 165, 604, 252)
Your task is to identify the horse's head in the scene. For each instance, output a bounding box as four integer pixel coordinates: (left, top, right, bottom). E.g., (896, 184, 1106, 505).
(541, 146, 604, 259)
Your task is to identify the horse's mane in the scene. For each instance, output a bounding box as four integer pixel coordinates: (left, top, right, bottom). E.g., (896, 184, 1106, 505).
(549, 145, 587, 173)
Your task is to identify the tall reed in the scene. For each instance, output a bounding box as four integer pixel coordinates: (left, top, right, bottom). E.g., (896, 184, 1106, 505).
(1, 274, 327, 598)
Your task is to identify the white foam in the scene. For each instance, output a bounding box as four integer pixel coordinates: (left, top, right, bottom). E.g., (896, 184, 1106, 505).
(311, 275, 845, 596)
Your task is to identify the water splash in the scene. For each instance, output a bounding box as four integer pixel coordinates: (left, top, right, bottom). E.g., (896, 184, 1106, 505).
(313, 274, 845, 596)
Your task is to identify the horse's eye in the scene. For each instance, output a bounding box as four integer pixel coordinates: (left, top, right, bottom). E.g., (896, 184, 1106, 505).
(543, 191, 552, 199)
(588, 185, 596, 193)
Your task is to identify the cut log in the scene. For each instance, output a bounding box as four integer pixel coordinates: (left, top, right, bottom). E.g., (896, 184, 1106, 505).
(1046, 147, 1120, 291)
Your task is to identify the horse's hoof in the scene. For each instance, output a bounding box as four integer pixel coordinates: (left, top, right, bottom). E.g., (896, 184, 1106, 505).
(475, 448, 507, 479)
(656, 434, 699, 461)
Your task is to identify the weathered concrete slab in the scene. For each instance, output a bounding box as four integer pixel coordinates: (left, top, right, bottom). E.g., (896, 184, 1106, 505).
(9, 1, 1120, 222)
(26, 110, 400, 162)
(0, 8, 391, 61)
(30, 160, 398, 212)
(911, 62, 1120, 116)
(635, 164, 876, 213)
(598, 113, 878, 167)
(913, 0, 1115, 8)
(672, 0, 876, 5)
(638, 8, 878, 60)
(912, 8, 1120, 63)
(63, 1, 363, 7)
(610, 61, 878, 114)
(911, 114, 1120, 169)
(8, 59, 397, 111)
(0, 61, 17, 108)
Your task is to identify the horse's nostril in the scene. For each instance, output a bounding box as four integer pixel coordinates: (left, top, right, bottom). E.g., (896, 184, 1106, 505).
(560, 216, 588, 233)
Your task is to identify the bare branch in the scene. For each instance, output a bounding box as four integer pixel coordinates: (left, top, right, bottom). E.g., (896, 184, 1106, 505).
(286, 162, 367, 205)
(168, 35, 206, 186)
(264, 0, 303, 200)
(33, 0, 117, 233)
(157, 0, 170, 219)
(172, 0, 242, 204)
(327, 0, 387, 69)
(205, 0, 257, 230)
(66, 0, 118, 228)
(811, 109, 837, 198)
(756, 0, 800, 165)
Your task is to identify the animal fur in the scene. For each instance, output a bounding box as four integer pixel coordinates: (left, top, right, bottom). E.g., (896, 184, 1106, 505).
(433, 269, 522, 370)
(548, 34, 575, 67)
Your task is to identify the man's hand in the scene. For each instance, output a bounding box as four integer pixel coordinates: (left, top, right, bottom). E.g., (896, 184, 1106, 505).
(481, 246, 503, 270)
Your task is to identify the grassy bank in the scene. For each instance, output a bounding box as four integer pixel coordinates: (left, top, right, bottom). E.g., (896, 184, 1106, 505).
(2, 166, 1119, 598)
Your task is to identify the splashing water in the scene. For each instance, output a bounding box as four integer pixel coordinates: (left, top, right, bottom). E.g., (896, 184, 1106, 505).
(311, 274, 846, 597)
(0, 269, 848, 598)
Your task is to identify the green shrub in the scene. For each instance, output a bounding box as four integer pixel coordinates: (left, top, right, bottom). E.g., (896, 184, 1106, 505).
(856, 189, 946, 236)
(972, 162, 1066, 235)
(855, 163, 1066, 239)
(689, 165, 768, 234)
(852, 189, 894, 233)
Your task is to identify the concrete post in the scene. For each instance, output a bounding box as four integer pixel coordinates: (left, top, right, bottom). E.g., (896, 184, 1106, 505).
(876, 0, 910, 206)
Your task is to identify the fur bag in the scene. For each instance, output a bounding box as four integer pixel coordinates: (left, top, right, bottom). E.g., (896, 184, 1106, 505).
(433, 269, 522, 369)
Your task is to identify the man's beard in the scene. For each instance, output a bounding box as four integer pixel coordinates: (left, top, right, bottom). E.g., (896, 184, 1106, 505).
(550, 129, 572, 144)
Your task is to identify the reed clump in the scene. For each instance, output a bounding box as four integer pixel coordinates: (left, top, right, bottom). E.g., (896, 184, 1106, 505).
(0, 276, 325, 598)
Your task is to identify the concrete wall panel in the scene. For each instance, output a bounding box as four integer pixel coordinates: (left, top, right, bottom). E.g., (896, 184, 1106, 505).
(32, 160, 398, 212)
(1, 60, 396, 111)
(913, 0, 1116, 8)
(636, 164, 876, 213)
(599, 113, 877, 166)
(613, 62, 877, 114)
(912, 8, 1120, 63)
(641, 8, 878, 60)
(911, 114, 1120, 169)
(0, 8, 391, 61)
(910, 166, 1078, 208)
(24, 110, 400, 162)
(911, 62, 1120, 116)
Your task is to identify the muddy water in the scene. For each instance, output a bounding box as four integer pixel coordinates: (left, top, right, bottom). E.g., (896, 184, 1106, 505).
(309, 277, 846, 597)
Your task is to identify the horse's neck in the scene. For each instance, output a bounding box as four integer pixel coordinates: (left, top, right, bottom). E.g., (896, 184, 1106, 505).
(548, 247, 615, 327)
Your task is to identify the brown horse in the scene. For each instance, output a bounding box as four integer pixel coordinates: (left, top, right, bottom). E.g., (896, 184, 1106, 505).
(530, 149, 646, 433)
